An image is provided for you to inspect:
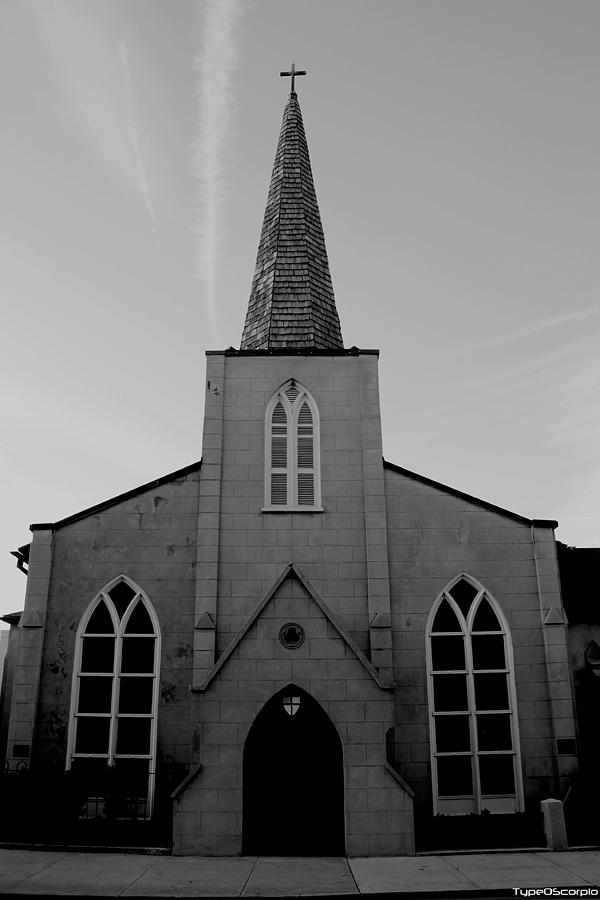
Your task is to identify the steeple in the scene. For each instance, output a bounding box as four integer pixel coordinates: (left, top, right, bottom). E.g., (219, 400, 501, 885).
(240, 86, 344, 351)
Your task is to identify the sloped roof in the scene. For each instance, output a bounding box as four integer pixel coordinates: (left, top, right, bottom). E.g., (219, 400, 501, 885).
(383, 459, 557, 528)
(240, 92, 343, 350)
(29, 460, 202, 532)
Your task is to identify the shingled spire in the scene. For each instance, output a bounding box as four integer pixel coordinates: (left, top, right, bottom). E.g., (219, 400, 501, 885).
(240, 89, 344, 350)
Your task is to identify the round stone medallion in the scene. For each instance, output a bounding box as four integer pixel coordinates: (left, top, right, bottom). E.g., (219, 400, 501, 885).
(279, 622, 305, 649)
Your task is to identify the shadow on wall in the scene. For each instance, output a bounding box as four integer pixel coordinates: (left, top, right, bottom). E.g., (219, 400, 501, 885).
(563, 660, 600, 847)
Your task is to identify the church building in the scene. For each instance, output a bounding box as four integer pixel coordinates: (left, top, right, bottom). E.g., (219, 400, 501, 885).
(1, 78, 581, 856)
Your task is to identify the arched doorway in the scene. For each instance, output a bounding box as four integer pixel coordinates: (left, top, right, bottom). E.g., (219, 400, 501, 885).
(243, 685, 344, 855)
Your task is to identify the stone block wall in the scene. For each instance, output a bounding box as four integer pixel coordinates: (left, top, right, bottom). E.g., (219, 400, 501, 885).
(200, 351, 387, 663)
(174, 571, 414, 856)
(31, 468, 201, 773)
(5, 338, 578, 854)
(383, 465, 577, 815)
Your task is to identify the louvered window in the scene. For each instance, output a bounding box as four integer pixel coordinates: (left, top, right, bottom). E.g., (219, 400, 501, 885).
(426, 575, 523, 816)
(270, 401, 288, 505)
(66, 577, 160, 821)
(284, 384, 300, 403)
(264, 381, 321, 510)
(297, 402, 315, 505)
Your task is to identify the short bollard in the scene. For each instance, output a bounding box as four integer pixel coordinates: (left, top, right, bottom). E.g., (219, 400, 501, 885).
(541, 798, 568, 850)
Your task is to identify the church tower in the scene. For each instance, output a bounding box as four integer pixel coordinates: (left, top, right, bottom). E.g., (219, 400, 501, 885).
(178, 75, 414, 855)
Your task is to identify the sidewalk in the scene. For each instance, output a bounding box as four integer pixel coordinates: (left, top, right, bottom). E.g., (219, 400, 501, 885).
(0, 848, 599, 896)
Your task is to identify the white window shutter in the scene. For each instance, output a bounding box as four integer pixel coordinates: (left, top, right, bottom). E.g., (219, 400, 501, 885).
(297, 400, 315, 503)
(271, 436, 287, 468)
(298, 401, 312, 426)
(270, 401, 288, 505)
(297, 437, 313, 468)
(297, 472, 314, 505)
(265, 385, 320, 509)
(270, 473, 287, 505)
(272, 401, 287, 425)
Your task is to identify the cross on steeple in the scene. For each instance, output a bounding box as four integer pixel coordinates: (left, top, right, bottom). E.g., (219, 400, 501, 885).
(241, 77, 343, 350)
(280, 61, 306, 94)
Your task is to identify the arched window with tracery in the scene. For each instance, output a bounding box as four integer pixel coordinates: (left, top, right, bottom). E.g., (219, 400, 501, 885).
(426, 574, 523, 815)
(66, 576, 160, 820)
(264, 379, 321, 510)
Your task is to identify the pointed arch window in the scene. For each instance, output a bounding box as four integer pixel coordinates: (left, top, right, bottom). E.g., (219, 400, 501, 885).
(66, 576, 160, 820)
(263, 380, 322, 511)
(426, 575, 523, 815)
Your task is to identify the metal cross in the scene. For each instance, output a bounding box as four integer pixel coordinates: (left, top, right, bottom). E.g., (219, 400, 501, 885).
(280, 61, 306, 93)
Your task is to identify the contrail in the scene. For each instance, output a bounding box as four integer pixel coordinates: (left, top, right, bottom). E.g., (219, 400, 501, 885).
(483, 304, 600, 345)
(191, 0, 243, 345)
(119, 40, 157, 231)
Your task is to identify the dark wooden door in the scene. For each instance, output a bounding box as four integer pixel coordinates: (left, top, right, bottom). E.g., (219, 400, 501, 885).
(243, 685, 344, 855)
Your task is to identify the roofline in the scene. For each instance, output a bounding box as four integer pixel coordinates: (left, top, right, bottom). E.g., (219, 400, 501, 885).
(30, 460, 203, 532)
(382, 459, 558, 529)
(1, 611, 22, 626)
(206, 347, 379, 357)
(557, 542, 600, 553)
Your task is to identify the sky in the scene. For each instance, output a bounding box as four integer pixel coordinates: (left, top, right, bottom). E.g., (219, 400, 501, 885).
(1, 0, 599, 624)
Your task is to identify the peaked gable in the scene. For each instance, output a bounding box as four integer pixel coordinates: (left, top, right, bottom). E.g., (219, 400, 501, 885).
(193, 563, 392, 692)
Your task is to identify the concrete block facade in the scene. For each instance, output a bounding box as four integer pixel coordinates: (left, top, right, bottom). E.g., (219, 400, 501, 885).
(201, 350, 390, 662)
(384, 466, 577, 817)
(174, 570, 413, 856)
(2, 348, 577, 854)
(6, 468, 201, 777)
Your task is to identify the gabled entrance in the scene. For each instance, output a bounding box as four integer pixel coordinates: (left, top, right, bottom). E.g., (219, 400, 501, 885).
(174, 565, 413, 857)
(242, 685, 344, 856)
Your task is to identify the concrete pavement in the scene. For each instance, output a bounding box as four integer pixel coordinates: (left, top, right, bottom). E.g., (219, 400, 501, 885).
(0, 848, 599, 896)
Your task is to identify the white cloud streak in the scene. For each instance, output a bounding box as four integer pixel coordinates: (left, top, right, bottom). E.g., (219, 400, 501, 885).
(119, 41, 157, 230)
(483, 304, 600, 346)
(26, 1, 136, 192)
(191, 0, 244, 345)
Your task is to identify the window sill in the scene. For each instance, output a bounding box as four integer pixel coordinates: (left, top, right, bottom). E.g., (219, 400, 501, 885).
(261, 506, 324, 513)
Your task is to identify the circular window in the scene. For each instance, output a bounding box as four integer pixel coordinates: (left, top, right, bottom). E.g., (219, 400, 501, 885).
(279, 622, 305, 649)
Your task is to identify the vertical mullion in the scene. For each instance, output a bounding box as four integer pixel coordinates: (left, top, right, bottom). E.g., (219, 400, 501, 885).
(109, 621, 122, 765)
(425, 620, 436, 813)
(464, 622, 480, 813)
(67, 635, 84, 767)
(148, 634, 159, 816)
(504, 628, 520, 806)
